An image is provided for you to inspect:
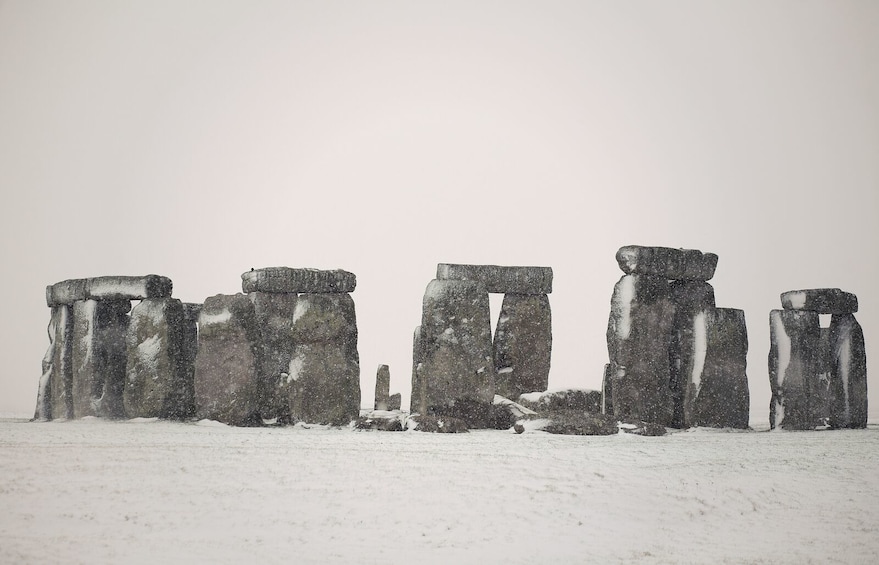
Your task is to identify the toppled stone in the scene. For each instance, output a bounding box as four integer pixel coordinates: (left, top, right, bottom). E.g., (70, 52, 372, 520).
(194, 294, 263, 426)
(493, 294, 552, 400)
(615, 246, 718, 281)
(686, 308, 750, 429)
(781, 288, 858, 315)
(242, 267, 356, 294)
(355, 411, 405, 431)
(436, 264, 553, 294)
(287, 293, 361, 425)
(606, 274, 676, 426)
(414, 280, 496, 427)
(410, 415, 469, 433)
(828, 314, 867, 429)
(46, 275, 172, 306)
(388, 393, 401, 411)
(619, 421, 668, 436)
(71, 299, 131, 418)
(518, 389, 602, 414)
(540, 410, 619, 436)
(769, 309, 820, 430)
(248, 291, 298, 421)
(374, 364, 390, 411)
(124, 298, 193, 419)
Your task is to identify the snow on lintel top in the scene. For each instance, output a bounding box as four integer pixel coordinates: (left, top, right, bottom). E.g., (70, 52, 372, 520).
(242, 267, 356, 294)
(435, 264, 552, 294)
(781, 288, 858, 315)
(615, 245, 718, 281)
(46, 275, 172, 306)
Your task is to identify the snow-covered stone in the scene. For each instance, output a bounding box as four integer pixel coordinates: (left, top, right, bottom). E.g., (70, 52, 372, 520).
(828, 314, 867, 429)
(194, 294, 263, 426)
(415, 279, 496, 427)
(781, 288, 858, 315)
(492, 293, 552, 400)
(71, 299, 131, 419)
(374, 364, 390, 411)
(241, 267, 356, 294)
(668, 281, 716, 427)
(769, 309, 820, 430)
(410, 415, 469, 433)
(518, 389, 602, 414)
(539, 410, 619, 436)
(124, 298, 194, 419)
(615, 245, 718, 281)
(287, 293, 360, 425)
(35, 305, 73, 420)
(46, 275, 172, 306)
(435, 263, 553, 294)
(606, 274, 676, 426)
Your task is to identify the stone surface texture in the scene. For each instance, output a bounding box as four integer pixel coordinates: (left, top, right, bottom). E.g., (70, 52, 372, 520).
(492, 293, 552, 401)
(435, 264, 553, 294)
(242, 267, 356, 294)
(46, 275, 172, 306)
(248, 291, 298, 420)
(374, 364, 390, 411)
(668, 281, 716, 427)
(769, 309, 820, 430)
(781, 288, 858, 315)
(615, 246, 719, 281)
(828, 314, 868, 428)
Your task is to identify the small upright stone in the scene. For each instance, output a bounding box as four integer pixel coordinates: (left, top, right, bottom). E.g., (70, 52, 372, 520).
(410, 326, 424, 413)
(492, 294, 552, 401)
(242, 267, 356, 294)
(615, 246, 718, 281)
(435, 264, 553, 294)
(374, 364, 390, 411)
(828, 314, 867, 429)
(781, 288, 858, 315)
(769, 309, 820, 430)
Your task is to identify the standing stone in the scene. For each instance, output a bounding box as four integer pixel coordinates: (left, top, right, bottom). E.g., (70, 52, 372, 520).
(781, 288, 858, 315)
(375, 364, 390, 411)
(417, 279, 496, 427)
(411, 326, 424, 413)
(34, 306, 71, 420)
(668, 281, 716, 428)
(769, 309, 820, 430)
(601, 363, 615, 415)
(248, 291, 298, 421)
(48, 305, 74, 419)
(388, 393, 401, 411)
(492, 294, 552, 401)
(124, 298, 193, 419)
(813, 327, 834, 426)
(71, 299, 131, 418)
(180, 303, 201, 419)
(828, 314, 867, 429)
(242, 267, 356, 294)
(606, 274, 676, 426)
(287, 293, 361, 425)
(688, 308, 750, 429)
(436, 264, 553, 294)
(615, 246, 719, 281)
(194, 294, 263, 426)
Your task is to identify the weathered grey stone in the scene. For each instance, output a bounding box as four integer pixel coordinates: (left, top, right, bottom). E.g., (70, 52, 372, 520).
(34, 306, 72, 420)
(601, 363, 616, 415)
(388, 393, 401, 411)
(248, 291, 297, 421)
(194, 294, 263, 426)
(606, 274, 676, 426)
(415, 279, 496, 427)
(355, 412, 404, 431)
(781, 288, 858, 315)
(541, 410, 619, 436)
(45, 279, 87, 307)
(287, 293, 360, 425)
(411, 415, 469, 433)
(769, 309, 820, 430)
(436, 264, 553, 294)
(71, 299, 130, 418)
(124, 298, 193, 419)
(48, 305, 74, 420)
(180, 303, 200, 419)
(519, 389, 602, 414)
(46, 276, 173, 306)
(615, 246, 718, 281)
(410, 326, 424, 413)
(813, 327, 834, 426)
(686, 308, 750, 429)
(242, 267, 355, 294)
(374, 364, 390, 411)
(668, 281, 716, 427)
(828, 314, 867, 429)
(493, 294, 551, 401)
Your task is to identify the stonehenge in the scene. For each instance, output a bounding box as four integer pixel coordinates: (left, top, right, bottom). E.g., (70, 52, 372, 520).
(604, 246, 750, 429)
(411, 264, 553, 427)
(769, 289, 866, 430)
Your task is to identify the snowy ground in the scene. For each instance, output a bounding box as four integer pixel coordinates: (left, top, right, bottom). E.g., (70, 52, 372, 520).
(2, 417, 878, 564)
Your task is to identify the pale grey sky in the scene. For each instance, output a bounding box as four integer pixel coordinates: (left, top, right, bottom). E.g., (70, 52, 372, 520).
(1, 1, 877, 421)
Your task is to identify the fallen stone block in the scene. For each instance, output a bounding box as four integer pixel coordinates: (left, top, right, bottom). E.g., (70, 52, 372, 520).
(769, 309, 820, 430)
(615, 245, 718, 281)
(355, 411, 405, 431)
(493, 293, 552, 401)
(540, 410, 619, 436)
(828, 314, 867, 429)
(242, 267, 356, 294)
(436, 263, 553, 294)
(781, 288, 858, 315)
(410, 415, 469, 433)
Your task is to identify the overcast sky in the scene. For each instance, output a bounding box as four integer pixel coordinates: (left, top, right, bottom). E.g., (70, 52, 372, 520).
(1, 1, 877, 421)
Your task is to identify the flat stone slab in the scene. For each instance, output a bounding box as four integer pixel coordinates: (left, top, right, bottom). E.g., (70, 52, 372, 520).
(242, 267, 356, 294)
(781, 288, 858, 314)
(46, 275, 173, 306)
(436, 264, 553, 294)
(615, 246, 718, 281)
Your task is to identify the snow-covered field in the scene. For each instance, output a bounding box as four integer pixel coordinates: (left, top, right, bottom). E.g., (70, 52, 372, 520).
(2, 417, 878, 564)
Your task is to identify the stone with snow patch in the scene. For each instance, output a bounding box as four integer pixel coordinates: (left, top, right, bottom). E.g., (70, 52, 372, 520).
(436, 263, 553, 294)
(492, 293, 552, 401)
(606, 274, 676, 426)
(414, 279, 496, 427)
(615, 245, 718, 281)
(769, 309, 820, 430)
(374, 364, 390, 410)
(828, 314, 867, 429)
(781, 288, 858, 315)
(668, 281, 716, 428)
(46, 275, 173, 306)
(71, 299, 131, 419)
(248, 291, 298, 421)
(410, 415, 469, 433)
(194, 294, 263, 426)
(124, 298, 194, 419)
(355, 410, 405, 431)
(241, 267, 355, 294)
(45, 279, 87, 307)
(286, 293, 360, 425)
(539, 410, 619, 436)
(35, 305, 73, 420)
